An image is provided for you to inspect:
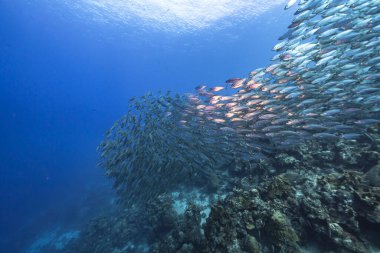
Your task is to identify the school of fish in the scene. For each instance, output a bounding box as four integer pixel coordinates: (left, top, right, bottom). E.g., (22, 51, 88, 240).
(98, 0, 380, 205)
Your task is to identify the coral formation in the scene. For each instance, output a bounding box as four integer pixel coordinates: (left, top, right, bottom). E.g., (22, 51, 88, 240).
(61, 137, 380, 253)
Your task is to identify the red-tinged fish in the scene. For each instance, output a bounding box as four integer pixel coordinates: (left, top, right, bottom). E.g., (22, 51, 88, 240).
(251, 83, 263, 89)
(219, 96, 235, 101)
(204, 105, 216, 111)
(238, 93, 252, 100)
(210, 86, 225, 92)
(265, 65, 275, 72)
(250, 70, 259, 76)
(210, 96, 222, 104)
(212, 118, 226, 124)
(231, 79, 246, 88)
(244, 111, 261, 119)
(259, 100, 272, 106)
(225, 102, 238, 108)
(231, 117, 243, 122)
(280, 53, 292, 61)
(211, 95, 222, 100)
(230, 106, 249, 112)
(225, 78, 243, 84)
(246, 99, 262, 106)
(246, 84, 256, 91)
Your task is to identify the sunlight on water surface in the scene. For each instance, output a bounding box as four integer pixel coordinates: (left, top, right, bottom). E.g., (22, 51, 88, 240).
(66, 0, 287, 32)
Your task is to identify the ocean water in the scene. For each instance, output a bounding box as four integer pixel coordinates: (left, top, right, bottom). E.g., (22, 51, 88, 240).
(0, 1, 292, 252)
(1, 0, 379, 253)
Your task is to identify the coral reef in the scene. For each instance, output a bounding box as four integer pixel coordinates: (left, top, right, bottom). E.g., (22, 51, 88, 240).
(61, 137, 380, 253)
(204, 169, 380, 253)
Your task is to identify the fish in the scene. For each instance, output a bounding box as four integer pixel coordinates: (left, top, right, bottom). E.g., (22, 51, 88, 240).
(98, 0, 380, 206)
(313, 133, 338, 140)
(273, 40, 288, 51)
(210, 86, 225, 92)
(230, 79, 246, 89)
(226, 78, 244, 84)
(285, 0, 298, 10)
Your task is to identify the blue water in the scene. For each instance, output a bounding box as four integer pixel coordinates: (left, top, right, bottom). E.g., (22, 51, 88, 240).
(0, 1, 293, 252)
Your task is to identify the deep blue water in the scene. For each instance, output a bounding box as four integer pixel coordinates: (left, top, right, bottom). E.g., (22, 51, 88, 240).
(0, 1, 293, 252)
